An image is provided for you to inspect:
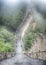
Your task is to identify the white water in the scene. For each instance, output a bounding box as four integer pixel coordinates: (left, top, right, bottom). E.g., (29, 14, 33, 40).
(15, 15, 32, 63)
(15, 38, 24, 63)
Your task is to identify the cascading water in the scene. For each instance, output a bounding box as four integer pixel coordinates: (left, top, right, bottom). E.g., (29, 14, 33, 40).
(15, 35, 25, 64)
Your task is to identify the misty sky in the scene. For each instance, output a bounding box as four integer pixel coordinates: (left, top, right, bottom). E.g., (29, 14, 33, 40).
(1, 0, 46, 6)
(1, 0, 46, 13)
(31, 0, 46, 12)
(1, 0, 31, 4)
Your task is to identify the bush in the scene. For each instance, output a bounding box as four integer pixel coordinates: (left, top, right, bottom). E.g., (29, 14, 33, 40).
(23, 32, 37, 51)
(0, 27, 15, 43)
(0, 27, 15, 52)
(0, 3, 27, 31)
(0, 41, 13, 52)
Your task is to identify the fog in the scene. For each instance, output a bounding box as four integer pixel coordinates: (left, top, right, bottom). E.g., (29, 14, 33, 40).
(30, 0, 46, 17)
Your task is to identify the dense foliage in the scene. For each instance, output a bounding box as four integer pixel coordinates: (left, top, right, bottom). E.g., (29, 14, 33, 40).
(0, 2, 27, 52)
(0, 3, 27, 32)
(23, 29, 37, 51)
(0, 27, 15, 52)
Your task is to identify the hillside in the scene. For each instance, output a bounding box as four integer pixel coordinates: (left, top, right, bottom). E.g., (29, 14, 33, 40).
(29, 35, 46, 60)
(23, 10, 46, 60)
(0, 2, 27, 53)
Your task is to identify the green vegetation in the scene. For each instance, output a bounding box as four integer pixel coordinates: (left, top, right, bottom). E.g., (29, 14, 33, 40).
(0, 3, 27, 52)
(0, 4, 27, 32)
(33, 10, 46, 33)
(23, 30, 37, 51)
(0, 41, 13, 52)
(23, 11, 46, 51)
(0, 27, 15, 52)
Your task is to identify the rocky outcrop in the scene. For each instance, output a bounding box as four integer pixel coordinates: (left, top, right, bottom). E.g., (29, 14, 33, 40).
(0, 52, 15, 61)
(28, 35, 46, 60)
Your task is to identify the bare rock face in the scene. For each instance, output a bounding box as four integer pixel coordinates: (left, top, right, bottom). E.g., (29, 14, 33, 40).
(28, 35, 46, 60)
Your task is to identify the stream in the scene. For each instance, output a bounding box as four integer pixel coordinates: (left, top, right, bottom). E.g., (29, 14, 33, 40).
(0, 13, 46, 65)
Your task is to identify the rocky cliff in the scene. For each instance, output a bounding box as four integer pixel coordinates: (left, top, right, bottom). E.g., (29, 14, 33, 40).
(28, 35, 46, 60)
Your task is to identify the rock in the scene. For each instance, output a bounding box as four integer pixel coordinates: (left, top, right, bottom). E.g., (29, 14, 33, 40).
(28, 35, 46, 60)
